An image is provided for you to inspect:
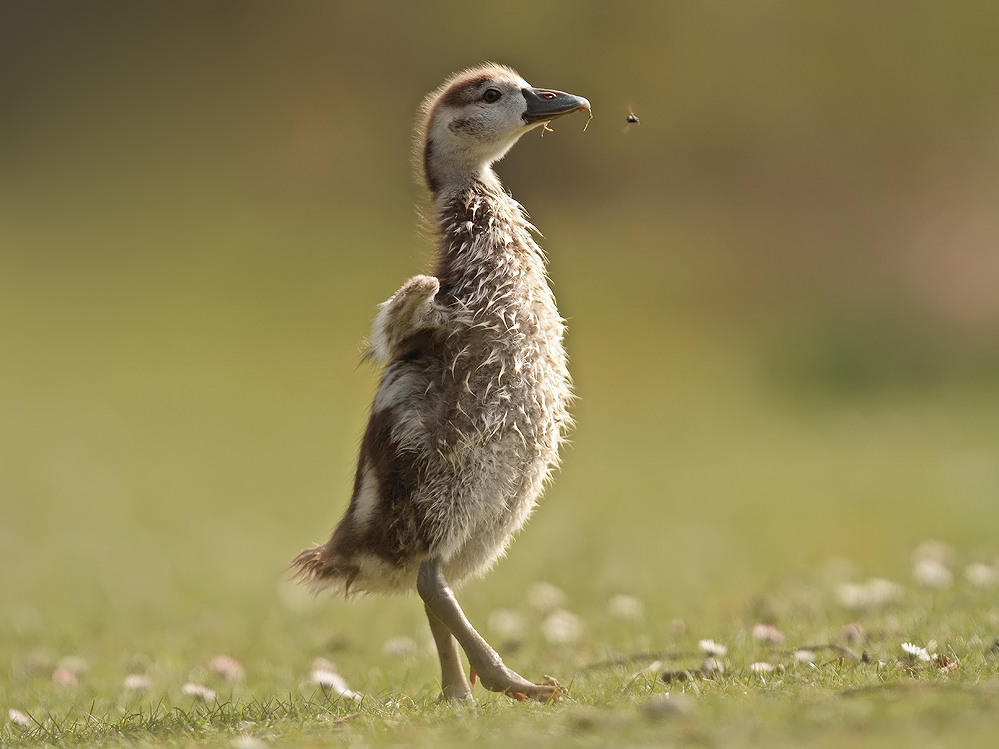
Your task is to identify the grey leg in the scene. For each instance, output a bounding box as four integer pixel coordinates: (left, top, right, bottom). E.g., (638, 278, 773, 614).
(424, 603, 474, 702)
(417, 558, 564, 702)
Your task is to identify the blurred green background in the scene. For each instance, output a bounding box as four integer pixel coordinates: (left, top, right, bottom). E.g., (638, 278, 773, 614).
(2, 0, 998, 657)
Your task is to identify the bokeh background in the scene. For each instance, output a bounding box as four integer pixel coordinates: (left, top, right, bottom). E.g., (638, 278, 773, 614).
(3, 1, 998, 664)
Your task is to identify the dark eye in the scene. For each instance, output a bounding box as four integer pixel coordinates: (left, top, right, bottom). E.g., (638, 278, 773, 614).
(482, 88, 502, 103)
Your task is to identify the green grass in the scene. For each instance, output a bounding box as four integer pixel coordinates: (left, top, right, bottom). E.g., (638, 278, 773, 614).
(3, 579, 999, 747)
(4, 154, 999, 749)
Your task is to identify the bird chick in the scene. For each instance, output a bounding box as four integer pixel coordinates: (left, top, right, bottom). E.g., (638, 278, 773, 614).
(292, 63, 589, 703)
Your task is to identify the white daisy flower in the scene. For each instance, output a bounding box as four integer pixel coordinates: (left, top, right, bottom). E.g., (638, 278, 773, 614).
(124, 673, 152, 691)
(527, 581, 566, 612)
(209, 654, 245, 681)
(182, 682, 217, 701)
(488, 609, 526, 641)
(700, 657, 725, 674)
(868, 578, 903, 605)
(8, 709, 31, 727)
(965, 562, 997, 588)
(913, 559, 953, 588)
(381, 636, 416, 659)
(836, 578, 901, 610)
(542, 609, 583, 644)
(793, 649, 817, 664)
(749, 661, 775, 674)
(698, 639, 728, 657)
(751, 623, 785, 645)
(52, 666, 79, 687)
(607, 594, 644, 621)
(901, 642, 931, 662)
(310, 665, 362, 701)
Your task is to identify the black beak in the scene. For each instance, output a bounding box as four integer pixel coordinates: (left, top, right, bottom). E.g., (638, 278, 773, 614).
(522, 87, 591, 124)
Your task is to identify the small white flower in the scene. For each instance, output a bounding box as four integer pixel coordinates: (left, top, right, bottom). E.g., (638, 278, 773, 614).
(913, 559, 952, 588)
(965, 562, 997, 588)
(488, 609, 526, 641)
(210, 654, 245, 681)
(698, 639, 728, 657)
(749, 661, 775, 674)
(182, 682, 217, 701)
(835, 583, 866, 609)
(836, 578, 901, 610)
(310, 668, 345, 689)
(669, 618, 689, 637)
(793, 649, 817, 664)
(607, 594, 644, 621)
(7, 709, 31, 727)
(382, 636, 416, 659)
(700, 656, 725, 674)
(751, 623, 785, 645)
(124, 673, 152, 691)
(542, 609, 583, 644)
(52, 666, 79, 687)
(901, 642, 931, 662)
(527, 581, 566, 612)
(310, 667, 362, 701)
(867, 578, 902, 605)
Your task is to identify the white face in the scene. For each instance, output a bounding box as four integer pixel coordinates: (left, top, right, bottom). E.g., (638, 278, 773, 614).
(420, 65, 590, 193)
(425, 71, 535, 183)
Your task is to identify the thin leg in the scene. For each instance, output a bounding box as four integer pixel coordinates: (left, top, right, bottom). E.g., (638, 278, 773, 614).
(417, 558, 564, 702)
(424, 603, 474, 702)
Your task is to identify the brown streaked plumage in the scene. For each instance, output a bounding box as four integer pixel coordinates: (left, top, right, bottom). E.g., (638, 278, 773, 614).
(292, 63, 590, 702)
